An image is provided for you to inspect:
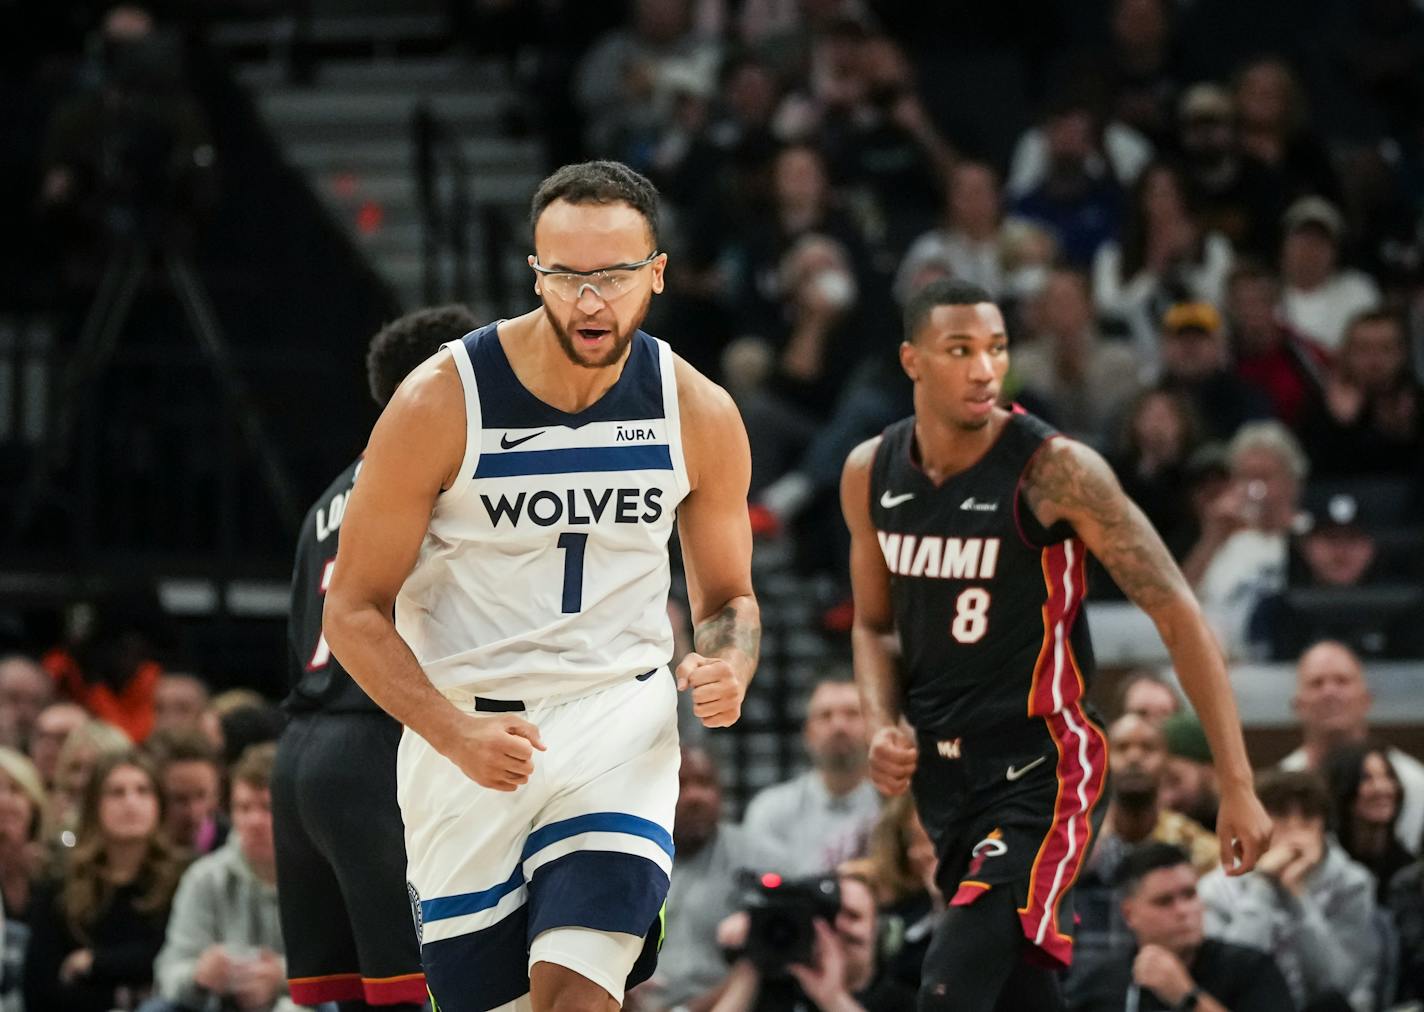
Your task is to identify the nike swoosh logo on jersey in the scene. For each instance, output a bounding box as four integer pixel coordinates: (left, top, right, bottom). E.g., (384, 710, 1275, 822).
(960, 497, 998, 511)
(1006, 756, 1047, 781)
(500, 431, 545, 450)
(880, 491, 916, 508)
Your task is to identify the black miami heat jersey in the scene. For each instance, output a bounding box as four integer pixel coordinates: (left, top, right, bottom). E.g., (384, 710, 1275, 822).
(285, 457, 382, 714)
(869, 410, 1096, 736)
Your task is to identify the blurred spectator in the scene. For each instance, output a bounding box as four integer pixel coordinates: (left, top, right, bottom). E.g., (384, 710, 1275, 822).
(1092, 162, 1234, 358)
(859, 795, 938, 997)
(46, 720, 131, 852)
(1007, 71, 1152, 201)
(1280, 640, 1424, 852)
(24, 749, 184, 1012)
(765, 233, 875, 415)
(643, 746, 781, 1011)
(817, 35, 955, 256)
(1010, 95, 1126, 268)
(0, 749, 45, 1012)
(1175, 442, 1233, 561)
(1011, 267, 1142, 445)
(214, 703, 284, 771)
(1101, 0, 1185, 148)
(573, 0, 720, 168)
(735, 143, 874, 340)
(708, 869, 913, 1012)
(1198, 769, 1378, 1012)
(742, 680, 879, 876)
(151, 673, 209, 738)
(1071, 715, 1217, 974)
(1107, 388, 1202, 555)
(1066, 842, 1295, 1012)
(198, 689, 265, 757)
(1390, 842, 1424, 1004)
(1324, 742, 1414, 904)
(1156, 301, 1272, 442)
(1279, 197, 1382, 353)
(1267, 493, 1424, 659)
(150, 744, 290, 1012)
(147, 729, 225, 857)
(1115, 670, 1182, 724)
(41, 596, 165, 743)
(1174, 83, 1284, 259)
(1226, 262, 1328, 428)
(1298, 308, 1424, 478)
(1232, 57, 1344, 205)
(1182, 420, 1304, 656)
(0, 656, 54, 754)
(27, 702, 86, 794)
(1159, 712, 1219, 832)
(895, 161, 1013, 303)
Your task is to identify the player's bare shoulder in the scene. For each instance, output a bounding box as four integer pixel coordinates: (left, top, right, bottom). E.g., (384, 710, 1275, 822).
(671, 352, 748, 491)
(839, 436, 884, 525)
(1020, 434, 1120, 528)
(371, 346, 467, 492)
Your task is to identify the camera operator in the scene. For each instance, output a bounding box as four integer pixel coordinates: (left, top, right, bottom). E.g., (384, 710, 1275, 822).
(708, 871, 913, 1012)
(39, 4, 215, 272)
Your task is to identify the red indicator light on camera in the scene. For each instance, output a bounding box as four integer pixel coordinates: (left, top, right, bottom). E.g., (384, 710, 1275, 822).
(761, 873, 782, 889)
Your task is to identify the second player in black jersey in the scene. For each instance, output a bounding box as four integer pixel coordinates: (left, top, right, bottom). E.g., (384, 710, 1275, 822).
(274, 303, 479, 1010)
(841, 279, 1271, 1012)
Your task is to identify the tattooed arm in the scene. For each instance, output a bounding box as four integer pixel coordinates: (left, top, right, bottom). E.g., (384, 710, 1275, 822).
(674, 357, 760, 728)
(1023, 437, 1271, 873)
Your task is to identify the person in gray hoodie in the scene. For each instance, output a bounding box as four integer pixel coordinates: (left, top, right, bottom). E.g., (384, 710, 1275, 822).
(1198, 768, 1377, 1012)
(147, 743, 295, 1012)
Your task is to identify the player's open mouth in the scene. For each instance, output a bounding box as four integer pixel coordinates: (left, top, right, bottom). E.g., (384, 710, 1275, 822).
(576, 327, 610, 344)
(967, 393, 995, 412)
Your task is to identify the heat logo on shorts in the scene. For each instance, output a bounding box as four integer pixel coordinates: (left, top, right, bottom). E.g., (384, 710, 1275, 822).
(966, 828, 1007, 879)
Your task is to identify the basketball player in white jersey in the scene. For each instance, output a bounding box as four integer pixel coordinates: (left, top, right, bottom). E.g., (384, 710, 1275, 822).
(323, 161, 760, 1012)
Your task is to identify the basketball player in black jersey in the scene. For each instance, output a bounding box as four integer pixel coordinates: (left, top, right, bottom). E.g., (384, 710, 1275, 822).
(840, 279, 1271, 1011)
(274, 304, 479, 1010)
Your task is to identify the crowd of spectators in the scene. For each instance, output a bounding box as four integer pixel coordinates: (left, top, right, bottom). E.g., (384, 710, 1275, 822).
(0, 653, 293, 1012)
(537, 0, 1424, 657)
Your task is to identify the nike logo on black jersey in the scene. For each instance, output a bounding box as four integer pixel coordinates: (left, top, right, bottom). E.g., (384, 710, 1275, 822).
(1006, 756, 1046, 781)
(960, 497, 998, 512)
(500, 431, 545, 450)
(880, 491, 916, 508)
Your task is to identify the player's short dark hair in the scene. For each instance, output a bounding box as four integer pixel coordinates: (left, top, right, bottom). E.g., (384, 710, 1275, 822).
(1115, 841, 1192, 895)
(530, 161, 661, 249)
(903, 278, 997, 342)
(1255, 768, 1330, 822)
(365, 304, 480, 408)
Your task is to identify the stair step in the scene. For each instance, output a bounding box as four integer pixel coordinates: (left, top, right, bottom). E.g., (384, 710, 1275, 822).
(283, 136, 541, 173)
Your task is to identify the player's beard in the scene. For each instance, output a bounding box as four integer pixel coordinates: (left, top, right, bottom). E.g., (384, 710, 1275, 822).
(544, 288, 652, 370)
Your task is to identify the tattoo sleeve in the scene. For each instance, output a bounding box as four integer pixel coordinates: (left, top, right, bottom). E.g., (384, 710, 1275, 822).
(693, 596, 762, 672)
(1024, 441, 1189, 611)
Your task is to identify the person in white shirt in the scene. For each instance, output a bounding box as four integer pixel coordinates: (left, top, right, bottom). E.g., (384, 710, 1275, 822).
(896, 161, 1011, 303)
(1279, 196, 1380, 352)
(1278, 639, 1424, 853)
(742, 679, 881, 876)
(1181, 421, 1305, 658)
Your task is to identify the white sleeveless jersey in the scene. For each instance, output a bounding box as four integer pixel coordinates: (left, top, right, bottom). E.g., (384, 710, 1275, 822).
(394, 323, 690, 700)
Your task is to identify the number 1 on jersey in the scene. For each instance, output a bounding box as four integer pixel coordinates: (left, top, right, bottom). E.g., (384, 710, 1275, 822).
(557, 533, 588, 613)
(308, 558, 337, 669)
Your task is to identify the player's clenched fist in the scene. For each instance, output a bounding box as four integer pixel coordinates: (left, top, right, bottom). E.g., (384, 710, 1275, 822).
(446, 715, 547, 792)
(868, 724, 918, 797)
(676, 653, 746, 728)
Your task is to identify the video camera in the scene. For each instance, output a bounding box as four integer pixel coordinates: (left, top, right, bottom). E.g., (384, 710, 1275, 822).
(739, 872, 841, 976)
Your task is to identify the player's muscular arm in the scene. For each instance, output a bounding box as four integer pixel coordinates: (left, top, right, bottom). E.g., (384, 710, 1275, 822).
(841, 439, 917, 796)
(323, 354, 544, 791)
(1023, 438, 1271, 871)
(674, 359, 759, 729)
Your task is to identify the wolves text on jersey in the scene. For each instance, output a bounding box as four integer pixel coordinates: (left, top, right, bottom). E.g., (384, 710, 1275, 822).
(480, 487, 664, 528)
